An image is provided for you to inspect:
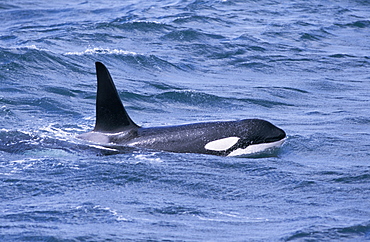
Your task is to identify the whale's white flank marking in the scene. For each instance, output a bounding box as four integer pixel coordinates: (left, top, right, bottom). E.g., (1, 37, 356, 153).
(227, 138, 286, 157)
(205, 137, 240, 151)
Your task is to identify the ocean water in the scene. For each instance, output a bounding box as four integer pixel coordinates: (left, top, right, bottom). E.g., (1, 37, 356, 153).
(1, 0, 370, 241)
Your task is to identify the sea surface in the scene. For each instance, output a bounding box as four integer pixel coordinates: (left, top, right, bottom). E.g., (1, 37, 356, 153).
(1, 0, 370, 241)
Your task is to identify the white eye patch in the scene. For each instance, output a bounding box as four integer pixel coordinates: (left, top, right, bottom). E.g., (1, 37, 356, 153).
(204, 137, 240, 151)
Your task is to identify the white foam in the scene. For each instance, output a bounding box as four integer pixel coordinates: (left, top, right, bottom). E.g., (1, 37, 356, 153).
(64, 47, 138, 56)
(78, 131, 110, 144)
(227, 138, 286, 157)
(133, 153, 163, 163)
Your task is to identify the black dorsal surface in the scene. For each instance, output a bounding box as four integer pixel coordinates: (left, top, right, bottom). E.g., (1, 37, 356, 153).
(94, 62, 139, 133)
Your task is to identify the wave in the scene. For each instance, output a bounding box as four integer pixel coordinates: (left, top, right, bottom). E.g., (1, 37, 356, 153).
(336, 20, 370, 29)
(96, 18, 173, 33)
(0, 129, 116, 156)
(284, 222, 370, 241)
(161, 29, 225, 42)
(64, 47, 188, 72)
(0, 46, 75, 77)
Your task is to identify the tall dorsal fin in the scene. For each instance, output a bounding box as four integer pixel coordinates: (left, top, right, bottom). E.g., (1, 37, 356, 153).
(94, 62, 139, 133)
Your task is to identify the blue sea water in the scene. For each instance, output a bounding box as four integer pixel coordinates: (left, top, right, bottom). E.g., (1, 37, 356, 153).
(1, 0, 370, 241)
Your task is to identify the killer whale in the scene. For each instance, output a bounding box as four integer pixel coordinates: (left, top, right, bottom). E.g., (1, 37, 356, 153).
(79, 62, 286, 156)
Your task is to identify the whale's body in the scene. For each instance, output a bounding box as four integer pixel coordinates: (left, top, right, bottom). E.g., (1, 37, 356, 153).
(79, 62, 286, 156)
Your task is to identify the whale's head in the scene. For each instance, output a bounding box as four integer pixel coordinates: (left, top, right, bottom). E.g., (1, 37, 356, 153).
(203, 119, 286, 156)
